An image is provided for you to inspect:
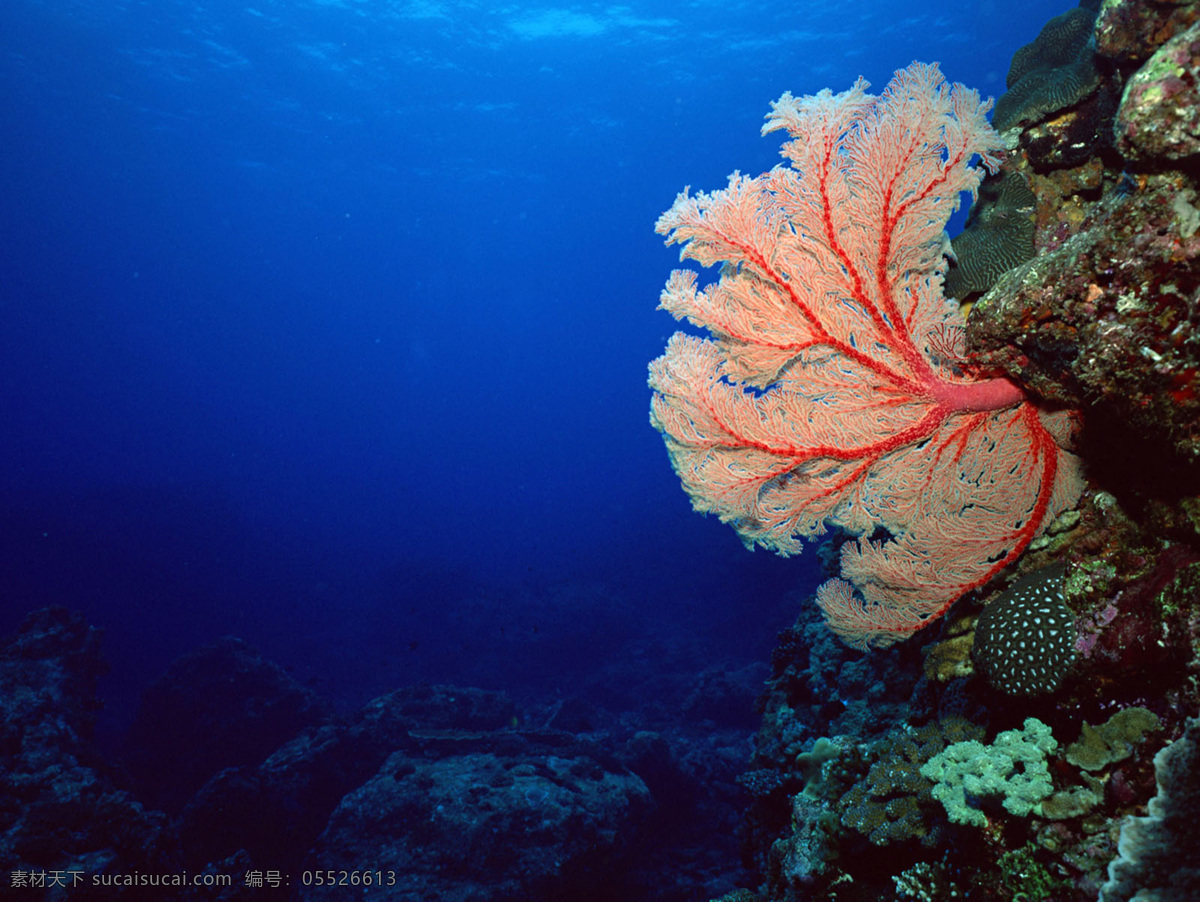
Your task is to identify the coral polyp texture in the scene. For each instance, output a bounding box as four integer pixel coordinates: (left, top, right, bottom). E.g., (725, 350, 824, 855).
(648, 62, 1084, 648)
(972, 561, 1077, 695)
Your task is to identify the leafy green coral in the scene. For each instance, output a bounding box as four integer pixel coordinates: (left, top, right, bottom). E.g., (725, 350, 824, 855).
(1065, 707, 1161, 771)
(920, 717, 1057, 827)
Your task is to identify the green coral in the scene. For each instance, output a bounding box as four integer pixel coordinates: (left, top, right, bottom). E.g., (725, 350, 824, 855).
(709, 891, 763, 902)
(995, 844, 1067, 901)
(993, 6, 1101, 131)
(794, 737, 840, 799)
(836, 718, 984, 845)
(1039, 773, 1105, 820)
(920, 717, 1057, 827)
(1064, 707, 1161, 771)
(894, 861, 960, 900)
(945, 171, 1037, 299)
(840, 777, 930, 846)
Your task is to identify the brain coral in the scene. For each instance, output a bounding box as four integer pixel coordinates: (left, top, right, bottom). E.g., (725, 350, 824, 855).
(973, 562, 1077, 695)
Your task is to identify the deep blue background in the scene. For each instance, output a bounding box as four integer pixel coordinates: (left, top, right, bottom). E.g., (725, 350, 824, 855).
(1, 0, 1071, 725)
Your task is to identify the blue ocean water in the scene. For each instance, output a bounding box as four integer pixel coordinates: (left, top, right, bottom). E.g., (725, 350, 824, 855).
(1, 0, 1069, 721)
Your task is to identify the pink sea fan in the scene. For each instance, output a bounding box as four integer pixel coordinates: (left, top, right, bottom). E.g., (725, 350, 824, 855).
(649, 63, 1084, 648)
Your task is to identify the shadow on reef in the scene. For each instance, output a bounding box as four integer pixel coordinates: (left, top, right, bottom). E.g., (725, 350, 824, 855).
(1077, 405, 1200, 517)
(0, 606, 763, 901)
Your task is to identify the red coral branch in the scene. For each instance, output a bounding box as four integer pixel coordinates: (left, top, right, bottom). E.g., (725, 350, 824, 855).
(649, 63, 1085, 648)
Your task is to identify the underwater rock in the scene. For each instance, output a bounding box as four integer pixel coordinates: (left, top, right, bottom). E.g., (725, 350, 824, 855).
(1095, 0, 1200, 67)
(306, 749, 651, 900)
(0, 608, 167, 890)
(1114, 20, 1200, 162)
(122, 635, 329, 814)
(967, 172, 1200, 462)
